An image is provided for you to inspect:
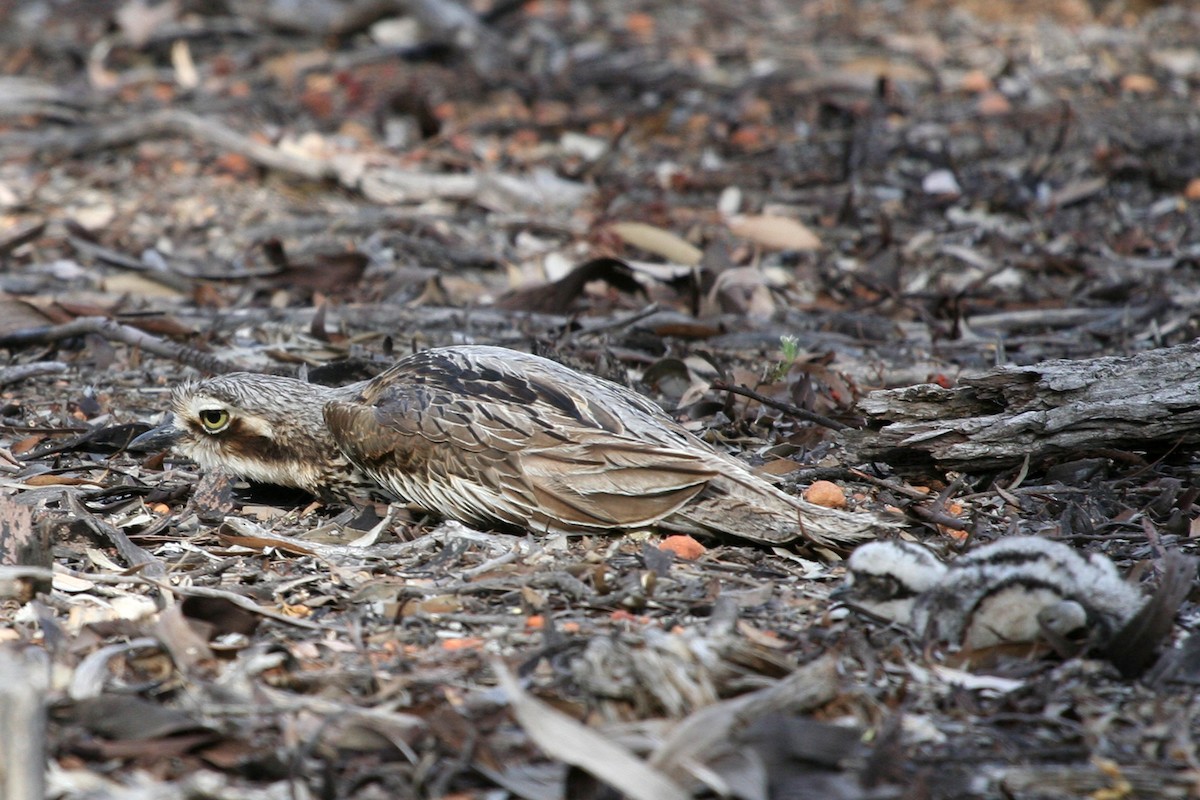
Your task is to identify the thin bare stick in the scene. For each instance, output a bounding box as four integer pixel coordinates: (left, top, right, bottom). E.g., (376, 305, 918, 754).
(710, 379, 850, 431)
(0, 646, 47, 800)
(14, 109, 337, 182)
(845, 467, 935, 501)
(570, 303, 662, 340)
(0, 565, 328, 631)
(0, 316, 246, 374)
(0, 362, 68, 387)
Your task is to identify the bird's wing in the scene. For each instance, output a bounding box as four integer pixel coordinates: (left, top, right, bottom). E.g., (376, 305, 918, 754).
(516, 439, 716, 528)
(324, 351, 719, 531)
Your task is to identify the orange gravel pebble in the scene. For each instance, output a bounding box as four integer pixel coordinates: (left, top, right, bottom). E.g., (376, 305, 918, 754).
(659, 534, 706, 560)
(804, 480, 847, 509)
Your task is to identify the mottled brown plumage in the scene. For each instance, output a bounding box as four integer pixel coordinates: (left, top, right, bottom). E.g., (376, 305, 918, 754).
(135, 345, 890, 546)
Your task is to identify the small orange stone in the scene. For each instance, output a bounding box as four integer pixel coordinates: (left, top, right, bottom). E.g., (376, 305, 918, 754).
(441, 637, 485, 652)
(804, 480, 847, 509)
(1185, 177, 1200, 202)
(625, 11, 655, 39)
(1120, 74, 1158, 94)
(214, 152, 253, 177)
(659, 534, 706, 560)
(730, 125, 768, 150)
(960, 69, 993, 94)
(977, 91, 1012, 116)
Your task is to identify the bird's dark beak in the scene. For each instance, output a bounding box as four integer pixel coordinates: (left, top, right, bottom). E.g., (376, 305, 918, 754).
(828, 583, 852, 601)
(128, 422, 182, 452)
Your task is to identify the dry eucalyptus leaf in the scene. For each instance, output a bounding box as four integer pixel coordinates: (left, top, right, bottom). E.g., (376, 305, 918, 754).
(0, 295, 57, 338)
(727, 214, 821, 251)
(493, 660, 690, 800)
(610, 222, 704, 266)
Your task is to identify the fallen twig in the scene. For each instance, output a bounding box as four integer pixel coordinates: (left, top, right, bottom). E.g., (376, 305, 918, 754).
(0, 564, 329, 631)
(571, 303, 662, 340)
(0, 316, 245, 375)
(0, 362, 68, 387)
(10, 109, 337, 181)
(65, 231, 194, 293)
(710, 379, 850, 431)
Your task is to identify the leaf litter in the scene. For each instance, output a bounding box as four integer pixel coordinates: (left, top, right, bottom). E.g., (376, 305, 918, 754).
(1, 1, 1200, 798)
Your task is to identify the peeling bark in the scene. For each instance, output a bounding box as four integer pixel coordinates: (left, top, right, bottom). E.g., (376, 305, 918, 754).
(844, 341, 1200, 472)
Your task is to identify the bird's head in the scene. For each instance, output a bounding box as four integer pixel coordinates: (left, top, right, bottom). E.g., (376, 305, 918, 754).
(131, 373, 349, 496)
(835, 539, 949, 624)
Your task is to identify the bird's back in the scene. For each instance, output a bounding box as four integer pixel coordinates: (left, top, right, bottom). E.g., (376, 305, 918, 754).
(324, 345, 882, 544)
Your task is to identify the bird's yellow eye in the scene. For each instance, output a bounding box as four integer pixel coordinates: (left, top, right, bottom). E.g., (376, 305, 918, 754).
(198, 409, 230, 432)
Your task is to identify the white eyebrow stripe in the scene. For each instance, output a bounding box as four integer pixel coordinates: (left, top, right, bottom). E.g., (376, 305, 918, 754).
(178, 395, 275, 438)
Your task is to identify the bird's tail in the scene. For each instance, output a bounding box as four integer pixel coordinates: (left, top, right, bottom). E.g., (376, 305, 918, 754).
(667, 466, 894, 547)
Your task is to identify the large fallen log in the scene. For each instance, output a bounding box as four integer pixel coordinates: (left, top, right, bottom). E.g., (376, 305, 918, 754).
(841, 340, 1200, 472)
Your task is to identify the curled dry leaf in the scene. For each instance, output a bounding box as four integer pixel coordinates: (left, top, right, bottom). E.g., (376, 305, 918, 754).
(493, 659, 691, 800)
(494, 257, 644, 313)
(708, 266, 776, 316)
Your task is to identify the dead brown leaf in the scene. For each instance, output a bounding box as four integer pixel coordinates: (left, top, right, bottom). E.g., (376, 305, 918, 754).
(727, 214, 821, 251)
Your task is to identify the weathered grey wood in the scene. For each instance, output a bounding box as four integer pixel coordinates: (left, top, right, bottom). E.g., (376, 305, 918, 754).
(0, 646, 47, 800)
(972, 762, 1190, 798)
(843, 341, 1200, 472)
(0, 498, 50, 602)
